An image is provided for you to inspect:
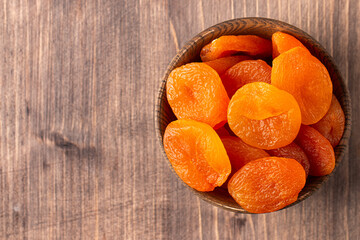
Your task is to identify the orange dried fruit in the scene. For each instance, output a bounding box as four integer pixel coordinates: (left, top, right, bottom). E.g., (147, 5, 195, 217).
(166, 62, 229, 129)
(228, 157, 306, 213)
(204, 55, 252, 75)
(311, 95, 345, 147)
(200, 35, 272, 62)
(215, 126, 231, 137)
(221, 136, 269, 180)
(223, 123, 237, 136)
(215, 123, 236, 137)
(227, 82, 301, 150)
(272, 32, 308, 58)
(221, 59, 272, 98)
(267, 142, 310, 176)
(295, 125, 335, 176)
(163, 119, 231, 192)
(271, 47, 333, 125)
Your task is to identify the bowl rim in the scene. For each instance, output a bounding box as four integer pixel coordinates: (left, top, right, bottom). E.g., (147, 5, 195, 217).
(154, 17, 352, 213)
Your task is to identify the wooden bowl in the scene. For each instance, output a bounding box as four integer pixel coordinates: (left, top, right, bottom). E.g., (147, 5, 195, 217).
(155, 17, 352, 213)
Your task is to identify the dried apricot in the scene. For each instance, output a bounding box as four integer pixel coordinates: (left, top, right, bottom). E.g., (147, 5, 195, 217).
(163, 119, 231, 191)
(295, 125, 335, 176)
(267, 142, 310, 176)
(228, 157, 306, 213)
(227, 82, 301, 150)
(221, 60, 272, 98)
(223, 123, 236, 136)
(272, 32, 307, 58)
(311, 95, 345, 147)
(204, 55, 252, 75)
(271, 47, 333, 125)
(221, 136, 269, 178)
(215, 126, 231, 137)
(166, 62, 229, 129)
(200, 35, 272, 62)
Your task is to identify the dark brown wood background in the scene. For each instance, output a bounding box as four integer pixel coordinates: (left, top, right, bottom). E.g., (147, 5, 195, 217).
(0, 0, 359, 239)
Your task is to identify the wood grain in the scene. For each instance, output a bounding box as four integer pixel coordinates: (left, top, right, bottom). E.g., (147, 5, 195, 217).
(0, 0, 359, 239)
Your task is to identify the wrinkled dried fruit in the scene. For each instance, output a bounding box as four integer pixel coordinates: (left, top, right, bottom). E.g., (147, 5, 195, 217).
(295, 125, 335, 176)
(271, 47, 333, 125)
(221, 136, 269, 181)
(267, 142, 310, 176)
(227, 82, 302, 150)
(163, 119, 231, 191)
(311, 95, 345, 147)
(223, 124, 237, 136)
(166, 62, 229, 129)
(221, 60, 272, 98)
(215, 126, 231, 137)
(200, 35, 272, 62)
(272, 32, 308, 58)
(228, 157, 306, 213)
(204, 55, 252, 75)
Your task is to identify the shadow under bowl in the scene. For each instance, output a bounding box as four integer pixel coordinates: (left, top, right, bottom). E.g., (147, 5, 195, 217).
(155, 17, 352, 213)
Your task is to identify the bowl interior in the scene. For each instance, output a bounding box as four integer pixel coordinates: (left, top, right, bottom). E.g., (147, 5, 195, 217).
(156, 17, 352, 213)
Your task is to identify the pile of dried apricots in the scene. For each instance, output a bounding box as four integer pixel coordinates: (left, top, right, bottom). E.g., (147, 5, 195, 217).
(163, 32, 345, 213)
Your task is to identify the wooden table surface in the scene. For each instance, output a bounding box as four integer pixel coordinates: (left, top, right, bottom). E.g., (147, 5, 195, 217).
(0, 0, 359, 239)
